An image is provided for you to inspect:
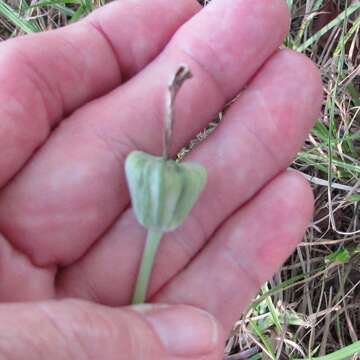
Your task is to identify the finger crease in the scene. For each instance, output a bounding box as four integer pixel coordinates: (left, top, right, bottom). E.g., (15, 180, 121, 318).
(19, 49, 65, 127)
(37, 304, 75, 359)
(239, 90, 283, 168)
(221, 242, 262, 292)
(85, 20, 123, 83)
(177, 44, 227, 104)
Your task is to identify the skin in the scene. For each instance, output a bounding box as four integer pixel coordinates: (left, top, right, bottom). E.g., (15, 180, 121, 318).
(0, 0, 322, 359)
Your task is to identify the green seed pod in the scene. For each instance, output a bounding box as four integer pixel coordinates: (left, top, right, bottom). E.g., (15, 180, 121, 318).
(125, 150, 207, 232)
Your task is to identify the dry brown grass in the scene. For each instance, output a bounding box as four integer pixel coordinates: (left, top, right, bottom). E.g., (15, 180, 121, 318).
(0, 0, 359, 358)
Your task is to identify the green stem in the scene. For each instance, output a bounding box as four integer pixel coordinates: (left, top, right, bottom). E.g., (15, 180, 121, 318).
(132, 229, 163, 304)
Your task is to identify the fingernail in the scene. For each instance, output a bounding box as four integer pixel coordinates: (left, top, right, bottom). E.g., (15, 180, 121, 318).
(134, 304, 219, 357)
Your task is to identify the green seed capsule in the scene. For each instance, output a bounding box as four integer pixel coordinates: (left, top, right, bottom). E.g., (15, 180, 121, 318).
(125, 150, 207, 232)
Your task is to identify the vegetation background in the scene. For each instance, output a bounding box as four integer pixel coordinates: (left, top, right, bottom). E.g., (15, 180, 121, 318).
(0, 0, 359, 359)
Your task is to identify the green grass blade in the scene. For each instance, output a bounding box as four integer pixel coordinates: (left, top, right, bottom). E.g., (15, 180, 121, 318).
(334, 14, 360, 56)
(78, 0, 93, 13)
(30, 0, 80, 8)
(313, 0, 325, 11)
(293, 340, 360, 360)
(69, 4, 86, 23)
(296, 2, 360, 52)
(313, 120, 330, 143)
(350, 194, 360, 202)
(293, 0, 325, 48)
(262, 284, 283, 333)
(0, 0, 41, 33)
(347, 83, 360, 107)
(297, 153, 360, 175)
(251, 266, 327, 309)
(250, 320, 276, 360)
(53, 4, 75, 17)
(248, 353, 262, 360)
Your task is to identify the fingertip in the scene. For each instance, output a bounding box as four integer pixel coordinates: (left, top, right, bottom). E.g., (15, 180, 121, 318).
(255, 171, 314, 271)
(245, 48, 323, 148)
(182, 0, 203, 14)
(273, 49, 323, 119)
(281, 170, 315, 221)
(171, 0, 292, 97)
(264, 0, 291, 40)
(265, 170, 315, 227)
(297, 51, 324, 119)
(279, 0, 292, 34)
(131, 304, 225, 358)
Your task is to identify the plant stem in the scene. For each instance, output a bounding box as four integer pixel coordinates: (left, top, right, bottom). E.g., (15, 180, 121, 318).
(132, 229, 163, 304)
(163, 65, 192, 160)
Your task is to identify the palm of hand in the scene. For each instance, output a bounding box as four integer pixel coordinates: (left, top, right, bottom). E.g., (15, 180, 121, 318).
(0, 0, 322, 358)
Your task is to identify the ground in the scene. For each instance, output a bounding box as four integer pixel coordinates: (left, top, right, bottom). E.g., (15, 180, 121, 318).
(0, 0, 359, 359)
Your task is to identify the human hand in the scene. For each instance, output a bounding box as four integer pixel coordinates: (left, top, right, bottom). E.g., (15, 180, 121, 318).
(0, 0, 322, 358)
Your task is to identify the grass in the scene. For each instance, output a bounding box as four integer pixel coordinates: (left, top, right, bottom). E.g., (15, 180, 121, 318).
(0, 0, 359, 359)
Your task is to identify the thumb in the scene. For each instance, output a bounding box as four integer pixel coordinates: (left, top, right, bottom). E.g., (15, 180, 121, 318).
(0, 299, 225, 359)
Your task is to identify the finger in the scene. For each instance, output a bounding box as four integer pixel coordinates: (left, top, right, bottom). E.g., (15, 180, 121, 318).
(0, 0, 290, 267)
(0, 300, 225, 360)
(0, 233, 55, 302)
(0, 0, 199, 187)
(154, 171, 314, 332)
(57, 49, 322, 305)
